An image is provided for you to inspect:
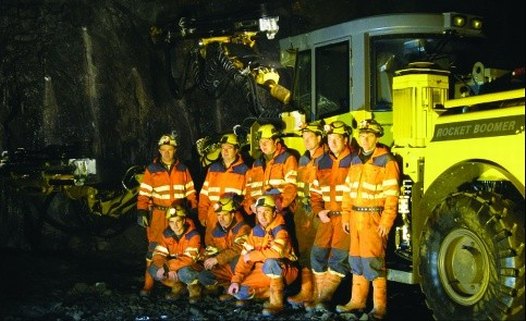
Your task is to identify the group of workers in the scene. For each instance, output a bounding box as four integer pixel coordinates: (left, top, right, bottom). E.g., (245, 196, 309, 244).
(135, 118, 400, 320)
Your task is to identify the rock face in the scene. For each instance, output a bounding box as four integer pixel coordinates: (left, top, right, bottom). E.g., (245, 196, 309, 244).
(2, 1, 166, 162)
(0, 0, 283, 251)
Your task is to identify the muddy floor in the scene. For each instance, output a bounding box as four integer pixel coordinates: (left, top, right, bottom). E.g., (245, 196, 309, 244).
(0, 224, 434, 321)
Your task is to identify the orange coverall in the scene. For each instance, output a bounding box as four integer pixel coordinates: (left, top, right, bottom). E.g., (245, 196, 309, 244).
(295, 145, 325, 266)
(310, 146, 353, 276)
(199, 216, 251, 286)
(198, 156, 249, 245)
(149, 221, 202, 279)
(137, 159, 198, 258)
(342, 145, 400, 279)
(231, 214, 298, 291)
(244, 143, 298, 214)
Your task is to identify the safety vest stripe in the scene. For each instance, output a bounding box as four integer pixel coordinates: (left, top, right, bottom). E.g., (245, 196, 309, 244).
(140, 183, 153, 191)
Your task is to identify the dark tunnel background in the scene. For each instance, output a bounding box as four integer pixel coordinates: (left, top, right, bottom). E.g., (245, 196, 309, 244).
(0, 1, 524, 320)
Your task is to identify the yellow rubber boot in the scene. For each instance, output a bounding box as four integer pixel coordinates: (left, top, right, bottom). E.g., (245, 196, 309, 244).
(315, 272, 342, 311)
(369, 277, 387, 320)
(305, 271, 325, 312)
(336, 274, 370, 313)
(139, 259, 154, 297)
(164, 281, 186, 301)
(262, 277, 285, 316)
(187, 282, 203, 304)
(287, 268, 313, 307)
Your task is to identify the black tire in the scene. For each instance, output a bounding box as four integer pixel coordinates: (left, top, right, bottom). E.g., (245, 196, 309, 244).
(419, 191, 525, 321)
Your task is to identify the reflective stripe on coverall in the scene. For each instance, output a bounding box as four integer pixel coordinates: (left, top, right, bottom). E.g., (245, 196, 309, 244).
(342, 145, 400, 280)
(198, 156, 249, 244)
(198, 217, 251, 286)
(310, 146, 353, 276)
(149, 221, 202, 284)
(295, 145, 325, 267)
(137, 160, 198, 257)
(231, 214, 298, 295)
(244, 144, 298, 214)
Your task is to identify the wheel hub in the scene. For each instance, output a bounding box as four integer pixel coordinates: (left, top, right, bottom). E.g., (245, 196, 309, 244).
(438, 228, 490, 306)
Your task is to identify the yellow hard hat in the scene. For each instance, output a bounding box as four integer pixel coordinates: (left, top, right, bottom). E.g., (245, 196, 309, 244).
(166, 204, 187, 219)
(219, 133, 239, 148)
(214, 196, 236, 213)
(255, 195, 276, 209)
(256, 124, 280, 141)
(358, 119, 384, 137)
(158, 134, 178, 147)
(300, 121, 324, 136)
(323, 120, 351, 136)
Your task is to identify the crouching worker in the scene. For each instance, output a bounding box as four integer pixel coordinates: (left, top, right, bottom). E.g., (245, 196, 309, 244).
(227, 195, 298, 316)
(197, 195, 251, 297)
(148, 204, 203, 303)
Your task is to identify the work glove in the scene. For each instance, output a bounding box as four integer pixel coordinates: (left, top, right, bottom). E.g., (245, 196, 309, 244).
(136, 209, 150, 228)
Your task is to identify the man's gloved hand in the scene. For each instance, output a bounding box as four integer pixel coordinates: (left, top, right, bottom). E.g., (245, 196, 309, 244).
(136, 209, 150, 228)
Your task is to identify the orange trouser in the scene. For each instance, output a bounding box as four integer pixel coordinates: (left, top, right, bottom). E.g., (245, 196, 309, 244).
(239, 261, 298, 289)
(349, 211, 387, 279)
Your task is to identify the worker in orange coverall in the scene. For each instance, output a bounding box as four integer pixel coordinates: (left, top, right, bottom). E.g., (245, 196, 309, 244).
(198, 133, 249, 246)
(287, 121, 326, 309)
(337, 119, 400, 321)
(309, 120, 355, 312)
(147, 204, 203, 303)
(227, 195, 298, 316)
(243, 123, 298, 250)
(197, 195, 251, 295)
(136, 133, 198, 297)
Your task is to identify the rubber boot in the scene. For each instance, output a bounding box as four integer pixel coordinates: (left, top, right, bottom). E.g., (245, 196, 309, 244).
(204, 284, 222, 296)
(315, 272, 342, 312)
(164, 281, 186, 301)
(139, 259, 154, 297)
(262, 278, 285, 316)
(287, 267, 313, 307)
(305, 271, 325, 312)
(368, 277, 387, 320)
(336, 274, 370, 314)
(187, 282, 203, 304)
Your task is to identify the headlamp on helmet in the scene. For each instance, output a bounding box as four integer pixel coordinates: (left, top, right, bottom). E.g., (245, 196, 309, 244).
(255, 195, 276, 209)
(166, 205, 187, 219)
(158, 134, 178, 147)
(255, 124, 280, 141)
(299, 121, 324, 136)
(214, 196, 236, 213)
(358, 119, 384, 137)
(324, 120, 351, 136)
(219, 133, 239, 148)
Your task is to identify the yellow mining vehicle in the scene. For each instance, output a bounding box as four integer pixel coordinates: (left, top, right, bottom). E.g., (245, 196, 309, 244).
(261, 12, 524, 321)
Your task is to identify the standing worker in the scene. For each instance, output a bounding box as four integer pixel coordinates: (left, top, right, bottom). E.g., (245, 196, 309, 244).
(136, 133, 198, 297)
(287, 121, 326, 309)
(337, 119, 400, 321)
(243, 123, 298, 244)
(309, 120, 355, 311)
(198, 133, 249, 246)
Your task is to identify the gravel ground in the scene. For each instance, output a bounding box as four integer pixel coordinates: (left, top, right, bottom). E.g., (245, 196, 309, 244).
(0, 248, 434, 321)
